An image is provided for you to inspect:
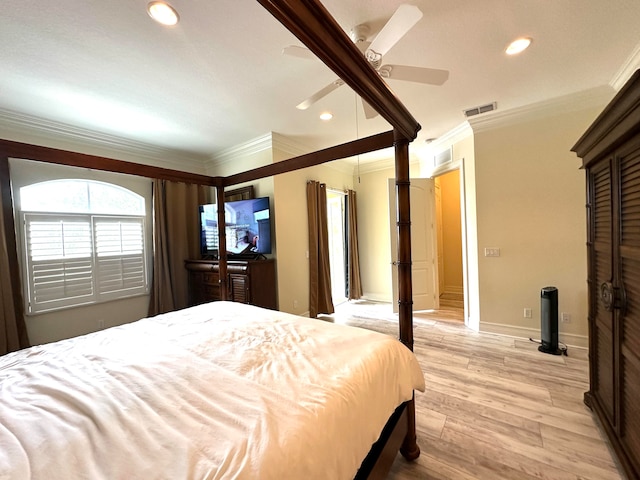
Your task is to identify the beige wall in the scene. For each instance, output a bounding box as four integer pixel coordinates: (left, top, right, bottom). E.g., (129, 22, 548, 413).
(273, 161, 353, 315)
(472, 105, 604, 345)
(356, 161, 421, 302)
(207, 148, 275, 200)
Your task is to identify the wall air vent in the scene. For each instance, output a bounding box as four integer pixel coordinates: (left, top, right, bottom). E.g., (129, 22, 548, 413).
(434, 147, 452, 167)
(463, 102, 497, 118)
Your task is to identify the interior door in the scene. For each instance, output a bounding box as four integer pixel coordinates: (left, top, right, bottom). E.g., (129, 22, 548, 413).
(388, 178, 438, 312)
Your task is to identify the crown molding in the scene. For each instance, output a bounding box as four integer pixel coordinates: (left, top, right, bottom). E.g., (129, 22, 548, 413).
(0, 108, 209, 173)
(354, 149, 421, 175)
(271, 132, 313, 158)
(272, 133, 354, 176)
(610, 41, 640, 91)
(208, 133, 274, 168)
(208, 131, 314, 167)
(467, 86, 614, 134)
(207, 131, 367, 178)
(424, 122, 473, 154)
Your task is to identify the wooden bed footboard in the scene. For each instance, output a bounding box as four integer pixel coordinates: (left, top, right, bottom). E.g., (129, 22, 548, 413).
(355, 399, 418, 480)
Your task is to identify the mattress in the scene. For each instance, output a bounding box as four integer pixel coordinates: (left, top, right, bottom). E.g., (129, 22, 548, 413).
(0, 301, 425, 479)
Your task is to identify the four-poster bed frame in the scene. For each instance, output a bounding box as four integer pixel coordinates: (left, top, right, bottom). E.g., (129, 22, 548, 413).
(0, 0, 422, 477)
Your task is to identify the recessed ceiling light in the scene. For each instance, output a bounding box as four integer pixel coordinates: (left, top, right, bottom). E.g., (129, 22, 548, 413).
(147, 1, 180, 26)
(505, 37, 532, 55)
(319, 112, 333, 121)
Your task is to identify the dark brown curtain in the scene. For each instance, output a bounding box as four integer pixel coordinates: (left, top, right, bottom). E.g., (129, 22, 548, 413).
(307, 180, 334, 317)
(347, 189, 363, 300)
(148, 179, 211, 316)
(0, 157, 29, 354)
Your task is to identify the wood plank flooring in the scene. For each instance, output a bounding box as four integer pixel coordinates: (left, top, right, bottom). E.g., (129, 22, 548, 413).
(327, 301, 626, 480)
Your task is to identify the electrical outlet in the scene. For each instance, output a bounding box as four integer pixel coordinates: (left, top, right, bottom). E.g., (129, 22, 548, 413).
(293, 300, 299, 309)
(561, 312, 571, 323)
(98, 319, 105, 330)
(524, 308, 532, 318)
(484, 247, 500, 257)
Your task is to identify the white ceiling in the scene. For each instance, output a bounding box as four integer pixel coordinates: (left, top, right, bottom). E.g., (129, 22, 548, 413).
(2, 0, 640, 165)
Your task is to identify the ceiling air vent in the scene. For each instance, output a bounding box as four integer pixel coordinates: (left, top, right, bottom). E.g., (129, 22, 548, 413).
(463, 102, 497, 118)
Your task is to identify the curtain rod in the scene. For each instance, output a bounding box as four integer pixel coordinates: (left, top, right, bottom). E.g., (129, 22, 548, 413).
(306, 180, 348, 195)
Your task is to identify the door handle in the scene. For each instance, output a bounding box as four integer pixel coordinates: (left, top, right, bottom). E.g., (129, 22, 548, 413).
(600, 282, 626, 313)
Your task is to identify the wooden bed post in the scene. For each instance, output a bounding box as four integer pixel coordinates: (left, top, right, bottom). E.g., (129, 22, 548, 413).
(216, 186, 229, 300)
(394, 130, 420, 461)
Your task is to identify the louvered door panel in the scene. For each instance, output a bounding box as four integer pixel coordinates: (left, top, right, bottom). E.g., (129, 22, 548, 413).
(619, 143, 640, 472)
(620, 146, 640, 351)
(592, 161, 613, 325)
(593, 164, 612, 244)
(229, 274, 249, 303)
(621, 356, 640, 474)
(590, 160, 616, 423)
(621, 259, 640, 358)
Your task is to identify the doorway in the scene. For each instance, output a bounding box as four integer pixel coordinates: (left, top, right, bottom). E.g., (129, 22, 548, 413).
(434, 169, 464, 309)
(326, 189, 347, 307)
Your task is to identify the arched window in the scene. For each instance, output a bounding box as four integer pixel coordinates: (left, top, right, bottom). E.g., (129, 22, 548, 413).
(20, 180, 148, 313)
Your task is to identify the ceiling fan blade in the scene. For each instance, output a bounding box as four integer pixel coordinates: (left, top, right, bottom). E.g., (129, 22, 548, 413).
(282, 45, 316, 60)
(361, 99, 379, 119)
(296, 79, 345, 110)
(367, 4, 423, 58)
(380, 65, 449, 85)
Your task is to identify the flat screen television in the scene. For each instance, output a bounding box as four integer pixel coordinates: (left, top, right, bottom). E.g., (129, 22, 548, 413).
(199, 196, 272, 258)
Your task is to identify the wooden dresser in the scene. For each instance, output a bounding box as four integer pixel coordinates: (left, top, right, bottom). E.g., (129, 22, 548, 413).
(572, 69, 640, 480)
(185, 258, 277, 310)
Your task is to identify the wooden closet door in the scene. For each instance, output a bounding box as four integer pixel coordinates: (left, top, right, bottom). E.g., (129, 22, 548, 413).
(589, 157, 616, 425)
(618, 140, 640, 471)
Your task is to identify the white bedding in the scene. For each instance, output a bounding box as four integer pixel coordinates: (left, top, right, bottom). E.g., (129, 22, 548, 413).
(0, 301, 425, 480)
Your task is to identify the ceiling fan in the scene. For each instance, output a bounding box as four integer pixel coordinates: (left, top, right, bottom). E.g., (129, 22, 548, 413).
(283, 4, 449, 119)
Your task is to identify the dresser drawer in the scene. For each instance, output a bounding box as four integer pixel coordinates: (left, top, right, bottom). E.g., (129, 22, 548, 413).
(203, 272, 219, 285)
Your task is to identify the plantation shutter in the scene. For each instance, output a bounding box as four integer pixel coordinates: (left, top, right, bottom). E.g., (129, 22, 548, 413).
(24, 214, 147, 313)
(94, 217, 147, 298)
(25, 214, 94, 312)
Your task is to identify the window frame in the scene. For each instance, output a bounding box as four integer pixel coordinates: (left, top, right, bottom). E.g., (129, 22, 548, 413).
(18, 179, 150, 315)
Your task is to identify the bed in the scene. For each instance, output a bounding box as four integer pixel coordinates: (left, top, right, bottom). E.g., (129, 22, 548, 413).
(0, 301, 424, 479)
(0, 0, 424, 478)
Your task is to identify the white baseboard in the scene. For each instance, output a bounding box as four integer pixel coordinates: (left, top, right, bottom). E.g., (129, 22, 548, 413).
(362, 293, 392, 303)
(480, 322, 588, 349)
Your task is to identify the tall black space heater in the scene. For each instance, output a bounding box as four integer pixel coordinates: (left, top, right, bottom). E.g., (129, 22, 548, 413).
(539, 286, 561, 355)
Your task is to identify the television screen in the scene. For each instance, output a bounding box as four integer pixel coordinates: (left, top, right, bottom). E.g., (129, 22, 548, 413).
(199, 196, 272, 257)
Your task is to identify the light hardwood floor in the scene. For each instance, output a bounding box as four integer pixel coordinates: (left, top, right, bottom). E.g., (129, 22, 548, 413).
(329, 301, 626, 480)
